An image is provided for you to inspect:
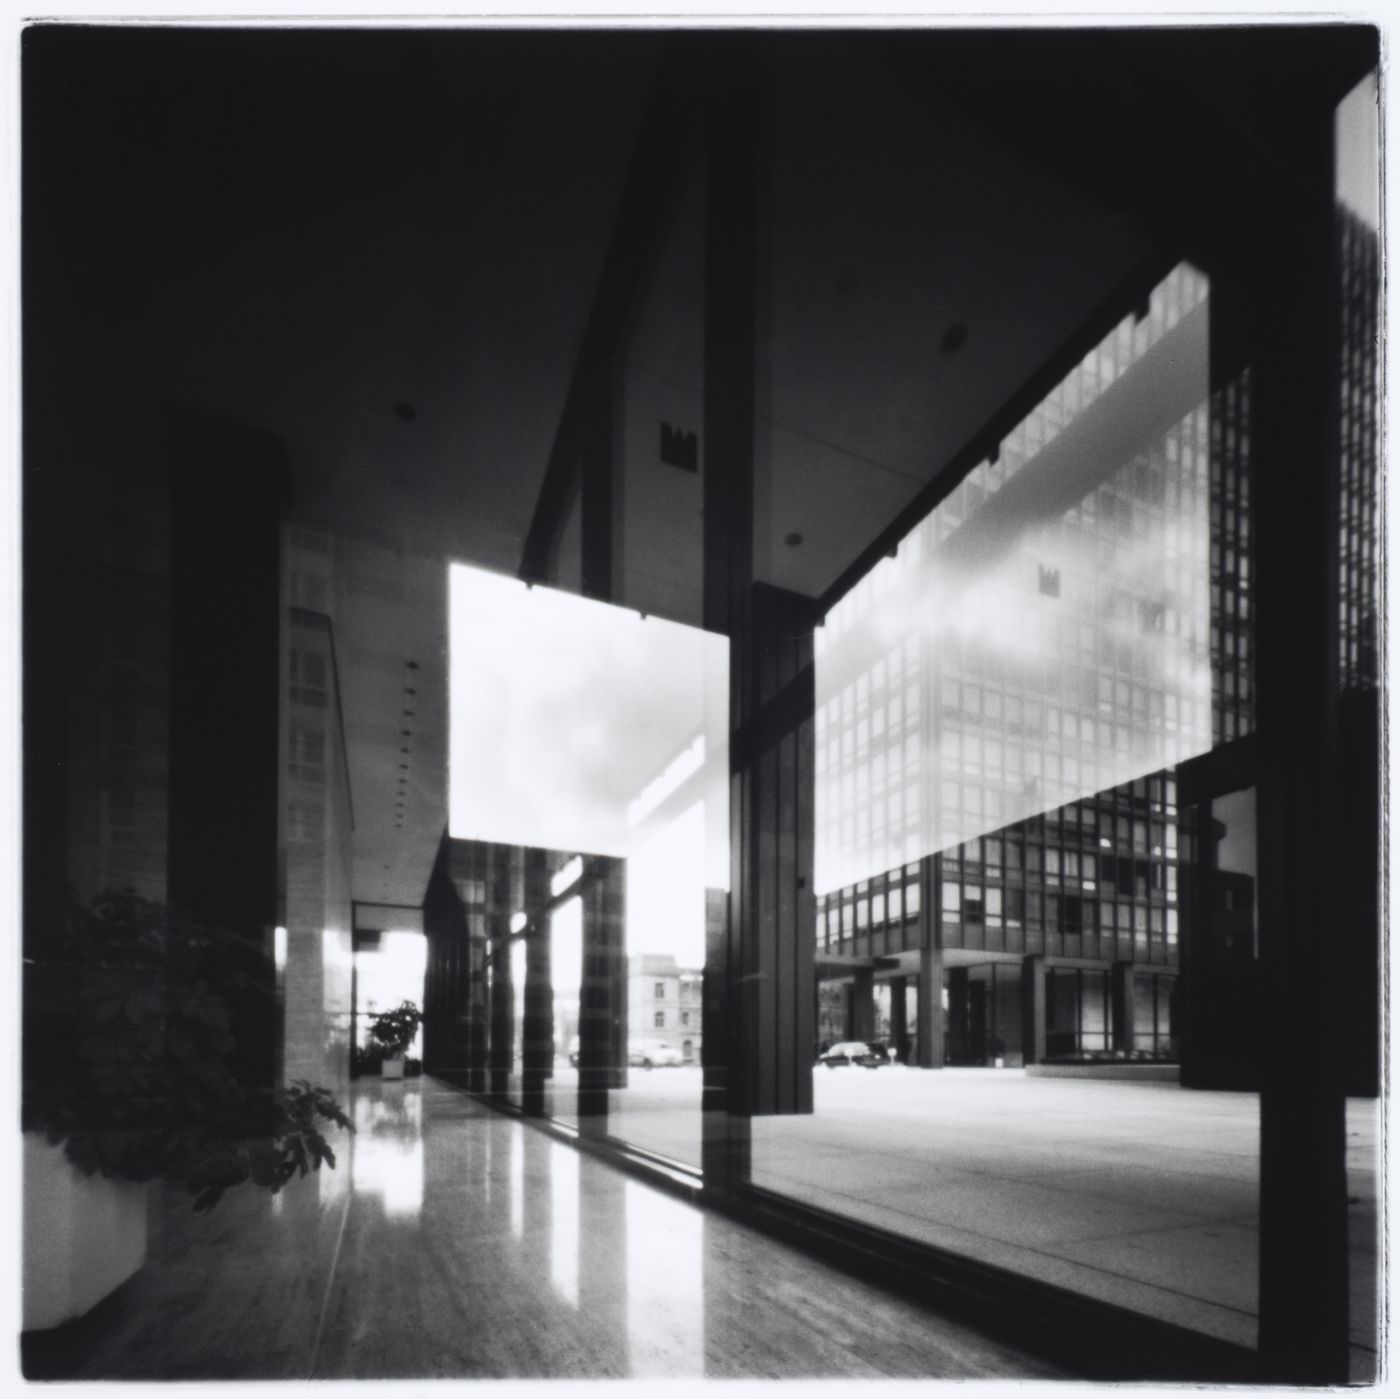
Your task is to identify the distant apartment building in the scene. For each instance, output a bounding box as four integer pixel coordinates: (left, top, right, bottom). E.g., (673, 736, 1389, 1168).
(627, 953, 703, 1062)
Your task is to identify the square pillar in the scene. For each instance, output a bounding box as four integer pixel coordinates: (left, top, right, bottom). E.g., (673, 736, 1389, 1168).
(1020, 955, 1047, 1066)
(487, 933, 513, 1100)
(1249, 104, 1351, 1383)
(848, 967, 875, 1042)
(701, 50, 814, 1126)
(916, 944, 945, 1068)
(947, 967, 970, 1064)
(916, 856, 944, 1068)
(1111, 961, 1137, 1055)
(521, 850, 554, 1117)
(888, 975, 909, 1062)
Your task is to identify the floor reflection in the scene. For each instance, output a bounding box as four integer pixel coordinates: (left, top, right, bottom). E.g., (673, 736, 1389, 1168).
(48, 1077, 1064, 1380)
(626, 1177, 704, 1374)
(549, 1141, 580, 1307)
(348, 1083, 425, 1217)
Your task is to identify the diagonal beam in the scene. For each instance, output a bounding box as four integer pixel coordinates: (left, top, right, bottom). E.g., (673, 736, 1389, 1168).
(520, 44, 703, 587)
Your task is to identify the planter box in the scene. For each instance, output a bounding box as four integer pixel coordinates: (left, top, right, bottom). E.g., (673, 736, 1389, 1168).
(23, 1134, 148, 1332)
(380, 1056, 405, 1080)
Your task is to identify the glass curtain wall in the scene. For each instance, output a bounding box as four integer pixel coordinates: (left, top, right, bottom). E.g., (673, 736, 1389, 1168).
(743, 45, 1266, 1338)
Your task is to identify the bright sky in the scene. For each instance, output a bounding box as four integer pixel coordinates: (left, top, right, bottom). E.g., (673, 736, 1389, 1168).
(449, 564, 726, 962)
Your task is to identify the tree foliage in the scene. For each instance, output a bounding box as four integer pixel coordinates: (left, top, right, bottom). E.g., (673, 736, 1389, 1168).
(367, 1000, 423, 1056)
(24, 889, 353, 1212)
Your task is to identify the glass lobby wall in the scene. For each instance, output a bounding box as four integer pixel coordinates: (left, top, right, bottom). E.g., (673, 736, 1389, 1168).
(1334, 67, 1382, 1378)
(752, 239, 1268, 1350)
(447, 563, 727, 1164)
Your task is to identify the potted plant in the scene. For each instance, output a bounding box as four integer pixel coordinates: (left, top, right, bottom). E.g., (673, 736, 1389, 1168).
(367, 1000, 423, 1080)
(23, 889, 353, 1329)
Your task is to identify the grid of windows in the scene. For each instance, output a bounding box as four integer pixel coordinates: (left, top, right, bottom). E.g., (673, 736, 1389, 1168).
(1339, 207, 1380, 692)
(1209, 372, 1254, 744)
(937, 773, 1179, 965)
(815, 264, 1212, 897)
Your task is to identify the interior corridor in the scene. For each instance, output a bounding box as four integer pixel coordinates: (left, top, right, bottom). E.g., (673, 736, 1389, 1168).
(23, 1078, 1066, 1381)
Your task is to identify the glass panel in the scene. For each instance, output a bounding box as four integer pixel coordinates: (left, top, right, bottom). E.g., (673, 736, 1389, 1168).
(448, 562, 727, 1164)
(758, 251, 1269, 1353)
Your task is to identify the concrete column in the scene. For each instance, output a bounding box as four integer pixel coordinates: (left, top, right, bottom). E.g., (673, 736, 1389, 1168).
(1111, 961, 1136, 1055)
(916, 947, 944, 1068)
(1020, 955, 1047, 1066)
(849, 967, 875, 1041)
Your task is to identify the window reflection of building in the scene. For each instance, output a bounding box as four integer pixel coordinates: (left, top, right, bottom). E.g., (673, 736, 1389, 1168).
(627, 954, 703, 1061)
(811, 208, 1379, 1074)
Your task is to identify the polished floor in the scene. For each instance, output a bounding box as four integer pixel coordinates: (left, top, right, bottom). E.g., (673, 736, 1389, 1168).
(39, 1078, 1066, 1380)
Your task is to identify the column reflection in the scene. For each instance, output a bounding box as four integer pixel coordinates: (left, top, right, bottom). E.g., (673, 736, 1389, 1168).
(624, 1179, 704, 1374)
(549, 1142, 580, 1307)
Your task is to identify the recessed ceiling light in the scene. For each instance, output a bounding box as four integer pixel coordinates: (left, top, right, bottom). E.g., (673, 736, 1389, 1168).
(394, 401, 417, 422)
(401, 730, 411, 737)
(404, 687, 416, 696)
(941, 323, 969, 353)
(407, 661, 419, 671)
(785, 532, 803, 547)
(403, 710, 415, 717)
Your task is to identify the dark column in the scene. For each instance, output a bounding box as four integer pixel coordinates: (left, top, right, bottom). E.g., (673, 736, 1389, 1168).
(488, 933, 514, 1100)
(423, 834, 471, 1087)
(947, 968, 970, 1064)
(849, 968, 875, 1041)
(1250, 107, 1349, 1384)
(579, 856, 627, 1118)
(1020, 955, 1047, 1066)
(703, 44, 815, 1129)
(465, 935, 488, 1095)
(1111, 962, 1137, 1056)
(521, 850, 553, 1118)
(889, 976, 909, 1062)
(167, 408, 287, 1092)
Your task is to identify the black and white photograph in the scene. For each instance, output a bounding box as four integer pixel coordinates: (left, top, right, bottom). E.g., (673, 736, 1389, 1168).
(14, 13, 1387, 1387)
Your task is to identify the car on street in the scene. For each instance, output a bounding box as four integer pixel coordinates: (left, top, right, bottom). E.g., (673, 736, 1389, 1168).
(817, 1040, 888, 1069)
(628, 1038, 684, 1068)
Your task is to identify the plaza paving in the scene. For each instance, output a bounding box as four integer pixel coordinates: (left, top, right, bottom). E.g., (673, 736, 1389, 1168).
(549, 1064, 1379, 1372)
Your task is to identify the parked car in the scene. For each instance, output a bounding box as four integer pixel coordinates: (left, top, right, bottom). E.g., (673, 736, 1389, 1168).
(817, 1040, 887, 1069)
(628, 1038, 683, 1068)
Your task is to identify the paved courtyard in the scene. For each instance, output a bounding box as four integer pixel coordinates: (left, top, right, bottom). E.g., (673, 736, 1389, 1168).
(549, 1064, 1378, 1373)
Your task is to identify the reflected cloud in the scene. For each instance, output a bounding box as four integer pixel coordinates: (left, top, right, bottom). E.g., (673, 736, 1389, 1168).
(448, 566, 728, 866)
(816, 264, 1214, 892)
